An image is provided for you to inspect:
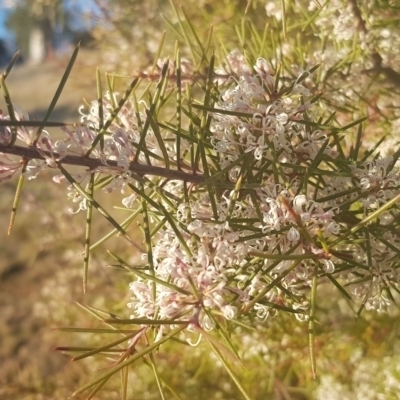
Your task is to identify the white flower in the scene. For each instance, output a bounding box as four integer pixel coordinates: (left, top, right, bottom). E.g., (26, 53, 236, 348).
(13, 105, 37, 145)
(0, 153, 22, 182)
(287, 227, 300, 241)
(222, 305, 237, 320)
(122, 193, 137, 208)
(322, 259, 335, 274)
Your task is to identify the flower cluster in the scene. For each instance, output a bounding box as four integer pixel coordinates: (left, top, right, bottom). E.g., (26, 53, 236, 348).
(1, 54, 400, 336)
(124, 57, 400, 328)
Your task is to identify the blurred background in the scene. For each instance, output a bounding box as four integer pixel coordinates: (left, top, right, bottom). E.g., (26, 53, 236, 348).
(0, 0, 98, 65)
(0, 1, 400, 399)
(0, 2, 138, 399)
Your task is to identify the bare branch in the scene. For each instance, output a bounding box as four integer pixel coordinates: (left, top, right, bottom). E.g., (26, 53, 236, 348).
(0, 143, 205, 184)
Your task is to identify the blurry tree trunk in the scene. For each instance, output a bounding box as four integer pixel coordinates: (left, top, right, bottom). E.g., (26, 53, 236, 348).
(29, 27, 45, 64)
(6, 1, 61, 64)
(29, 17, 55, 64)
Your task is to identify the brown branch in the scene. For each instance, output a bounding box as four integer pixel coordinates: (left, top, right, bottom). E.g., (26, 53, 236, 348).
(0, 143, 205, 184)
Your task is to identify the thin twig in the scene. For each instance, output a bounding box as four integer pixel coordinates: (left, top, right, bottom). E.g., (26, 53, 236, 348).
(0, 143, 205, 184)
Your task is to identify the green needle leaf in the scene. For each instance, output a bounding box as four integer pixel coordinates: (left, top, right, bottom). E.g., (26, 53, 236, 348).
(72, 325, 186, 396)
(8, 161, 27, 235)
(58, 165, 142, 252)
(33, 43, 80, 145)
(309, 264, 318, 380)
(83, 173, 95, 294)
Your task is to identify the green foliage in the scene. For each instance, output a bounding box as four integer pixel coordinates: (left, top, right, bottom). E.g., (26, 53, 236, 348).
(2, 1, 400, 399)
